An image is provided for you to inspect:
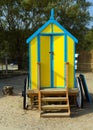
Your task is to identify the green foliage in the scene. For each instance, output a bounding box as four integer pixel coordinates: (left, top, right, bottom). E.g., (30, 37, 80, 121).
(21, 0, 92, 48)
(0, 0, 93, 69)
(83, 28, 93, 51)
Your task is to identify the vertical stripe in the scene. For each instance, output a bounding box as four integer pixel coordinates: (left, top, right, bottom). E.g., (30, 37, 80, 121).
(50, 35, 54, 88)
(28, 43, 31, 89)
(37, 35, 40, 62)
(67, 36, 74, 88)
(74, 43, 75, 88)
(54, 36, 64, 87)
(52, 36, 54, 87)
(31, 37, 37, 90)
(51, 24, 53, 33)
(40, 36, 50, 87)
(64, 34, 67, 87)
(64, 34, 67, 62)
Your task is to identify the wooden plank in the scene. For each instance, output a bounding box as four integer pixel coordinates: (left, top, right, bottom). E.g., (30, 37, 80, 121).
(41, 97, 67, 102)
(27, 89, 38, 94)
(27, 88, 78, 97)
(41, 105, 69, 110)
(40, 88, 66, 92)
(41, 112, 70, 117)
(40, 89, 67, 94)
(38, 90, 41, 111)
(37, 62, 41, 90)
(27, 88, 78, 94)
(68, 88, 78, 96)
(65, 62, 69, 89)
(37, 62, 41, 111)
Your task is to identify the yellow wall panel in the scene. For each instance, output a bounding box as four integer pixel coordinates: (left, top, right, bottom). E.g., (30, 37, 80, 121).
(53, 24, 64, 33)
(40, 36, 50, 87)
(54, 36, 64, 87)
(67, 36, 74, 88)
(30, 37, 37, 90)
(42, 24, 52, 33)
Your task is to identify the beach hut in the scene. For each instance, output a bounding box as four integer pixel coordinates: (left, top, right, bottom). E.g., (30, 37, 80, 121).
(25, 9, 78, 117)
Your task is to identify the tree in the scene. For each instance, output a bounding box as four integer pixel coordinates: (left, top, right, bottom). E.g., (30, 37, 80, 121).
(0, 0, 92, 70)
(0, 0, 30, 70)
(22, 0, 92, 51)
(83, 27, 93, 51)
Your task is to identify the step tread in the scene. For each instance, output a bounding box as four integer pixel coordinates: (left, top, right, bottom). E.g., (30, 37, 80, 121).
(41, 104, 69, 110)
(41, 112, 70, 117)
(40, 89, 67, 94)
(41, 97, 67, 101)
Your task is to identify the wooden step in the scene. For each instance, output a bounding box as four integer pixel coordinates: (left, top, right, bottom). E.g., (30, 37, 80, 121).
(40, 89, 67, 94)
(39, 88, 71, 117)
(41, 112, 70, 117)
(41, 97, 67, 102)
(41, 104, 69, 110)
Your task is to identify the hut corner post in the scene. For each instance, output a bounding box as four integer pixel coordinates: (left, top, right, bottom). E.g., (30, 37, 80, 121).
(65, 62, 70, 115)
(37, 62, 41, 111)
(65, 62, 69, 89)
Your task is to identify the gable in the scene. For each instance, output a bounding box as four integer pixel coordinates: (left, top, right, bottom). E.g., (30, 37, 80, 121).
(53, 24, 64, 33)
(26, 9, 78, 44)
(41, 24, 64, 33)
(42, 24, 52, 33)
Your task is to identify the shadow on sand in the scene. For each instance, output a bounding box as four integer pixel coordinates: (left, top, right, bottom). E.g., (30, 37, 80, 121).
(71, 93, 93, 118)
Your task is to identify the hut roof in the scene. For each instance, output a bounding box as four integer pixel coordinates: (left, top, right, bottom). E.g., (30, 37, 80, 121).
(26, 9, 78, 44)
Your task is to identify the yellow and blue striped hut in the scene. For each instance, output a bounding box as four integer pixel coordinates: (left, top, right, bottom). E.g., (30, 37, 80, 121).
(26, 9, 78, 90)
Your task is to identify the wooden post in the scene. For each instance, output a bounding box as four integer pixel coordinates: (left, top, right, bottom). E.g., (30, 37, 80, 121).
(37, 62, 41, 111)
(37, 62, 40, 90)
(65, 62, 70, 115)
(65, 62, 69, 89)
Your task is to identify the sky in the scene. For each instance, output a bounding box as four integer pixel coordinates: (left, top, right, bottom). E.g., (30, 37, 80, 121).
(87, 0, 93, 28)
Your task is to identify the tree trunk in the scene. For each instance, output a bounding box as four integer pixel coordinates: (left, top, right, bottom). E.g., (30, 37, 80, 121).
(5, 55, 8, 74)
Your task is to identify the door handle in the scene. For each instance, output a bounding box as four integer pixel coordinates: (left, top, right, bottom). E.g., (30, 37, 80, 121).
(49, 52, 54, 55)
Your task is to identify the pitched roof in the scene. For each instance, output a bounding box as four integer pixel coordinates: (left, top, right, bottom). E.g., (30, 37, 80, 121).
(26, 9, 78, 44)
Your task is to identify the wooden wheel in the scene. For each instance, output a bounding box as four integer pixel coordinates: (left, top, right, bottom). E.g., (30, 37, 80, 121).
(76, 77, 83, 108)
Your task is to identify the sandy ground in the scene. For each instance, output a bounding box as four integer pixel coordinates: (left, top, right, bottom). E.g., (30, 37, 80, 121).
(0, 73, 93, 130)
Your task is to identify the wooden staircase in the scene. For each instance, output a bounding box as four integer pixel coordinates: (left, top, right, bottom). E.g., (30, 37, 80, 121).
(38, 88, 70, 117)
(38, 62, 70, 117)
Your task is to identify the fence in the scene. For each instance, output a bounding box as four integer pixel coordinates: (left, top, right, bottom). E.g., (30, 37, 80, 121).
(77, 50, 93, 72)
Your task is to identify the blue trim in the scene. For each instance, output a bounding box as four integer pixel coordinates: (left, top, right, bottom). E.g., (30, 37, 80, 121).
(26, 19, 78, 44)
(26, 20, 51, 43)
(64, 34, 67, 62)
(37, 35, 40, 62)
(74, 43, 76, 88)
(52, 20, 78, 43)
(41, 87, 52, 89)
(28, 44, 30, 88)
(54, 86, 65, 88)
(40, 33, 64, 36)
(52, 36, 54, 88)
(29, 43, 31, 89)
(50, 9, 54, 20)
(50, 35, 54, 88)
(41, 86, 65, 89)
(51, 23, 53, 33)
(64, 34, 67, 87)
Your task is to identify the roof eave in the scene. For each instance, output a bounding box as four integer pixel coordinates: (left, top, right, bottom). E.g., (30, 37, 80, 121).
(26, 19, 78, 44)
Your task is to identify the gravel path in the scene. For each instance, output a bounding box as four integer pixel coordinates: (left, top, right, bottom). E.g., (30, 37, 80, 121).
(0, 73, 93, 130)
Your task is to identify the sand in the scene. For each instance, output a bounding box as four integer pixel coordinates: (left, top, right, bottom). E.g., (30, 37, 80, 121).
(0, 73, 93, 130)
